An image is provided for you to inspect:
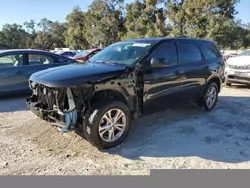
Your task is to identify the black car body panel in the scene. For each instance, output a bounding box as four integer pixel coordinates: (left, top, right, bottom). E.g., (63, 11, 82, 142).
(27, 37, 224, 133)
(30, 62, 127, 87)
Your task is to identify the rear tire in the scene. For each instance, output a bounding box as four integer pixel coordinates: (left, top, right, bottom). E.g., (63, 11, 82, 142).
(82, 100, 131, 150)
(201, 82, 219, 111)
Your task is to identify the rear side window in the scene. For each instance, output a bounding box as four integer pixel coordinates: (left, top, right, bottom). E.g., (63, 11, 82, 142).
(28, 54, 54, 65)
(178, 42, 202, 64)
(200, 42, 221, 60)
(151, 42, 177, 65)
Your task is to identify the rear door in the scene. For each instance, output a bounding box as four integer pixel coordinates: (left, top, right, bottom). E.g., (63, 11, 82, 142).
(199, 42, 225, 82)
(0, 53, 28, 96)
(176, 41, 209, 100)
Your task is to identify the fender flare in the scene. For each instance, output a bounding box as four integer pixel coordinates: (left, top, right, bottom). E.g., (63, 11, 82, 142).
(199, 74, 222, 99)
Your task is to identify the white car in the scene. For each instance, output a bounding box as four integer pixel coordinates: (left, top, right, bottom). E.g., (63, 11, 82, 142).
(225, 50, 250, 86)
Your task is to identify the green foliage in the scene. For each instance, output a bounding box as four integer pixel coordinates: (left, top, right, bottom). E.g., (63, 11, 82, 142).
(124, 0, 167, 39)
(0, 0, 249, 50)
(65, 6, 88, 49)
(34, 18, 66, 50)
(84, 0, 125, 47)
(0, 24, 30, 49)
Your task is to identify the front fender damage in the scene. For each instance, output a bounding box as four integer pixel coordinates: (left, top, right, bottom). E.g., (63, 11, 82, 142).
(26, 66, 144, 133)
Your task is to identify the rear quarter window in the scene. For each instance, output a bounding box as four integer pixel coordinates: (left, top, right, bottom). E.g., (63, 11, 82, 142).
(200, 42, 222, 60)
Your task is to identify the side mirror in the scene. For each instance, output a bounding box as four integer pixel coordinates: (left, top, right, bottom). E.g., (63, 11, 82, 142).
(150, 57, 165, 67)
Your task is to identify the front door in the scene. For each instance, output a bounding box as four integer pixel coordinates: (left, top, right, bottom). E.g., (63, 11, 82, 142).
(142, 41, 184, 112)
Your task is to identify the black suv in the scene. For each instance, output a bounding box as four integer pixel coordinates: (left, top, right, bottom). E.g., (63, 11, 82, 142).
(27, 38, 225, 150)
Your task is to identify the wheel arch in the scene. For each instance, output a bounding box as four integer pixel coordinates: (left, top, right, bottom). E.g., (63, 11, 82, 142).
(206, 74, 222, 92)
(90, 88, 137, 113)
(199, 74, 222, 99)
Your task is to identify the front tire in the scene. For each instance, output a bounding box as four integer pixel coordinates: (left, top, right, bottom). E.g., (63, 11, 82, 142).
(83, 101, 131, 150)
(201, 82, 219, 111)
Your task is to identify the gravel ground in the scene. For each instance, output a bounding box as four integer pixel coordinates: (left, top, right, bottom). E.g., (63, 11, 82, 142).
(0, 85, 250, 175)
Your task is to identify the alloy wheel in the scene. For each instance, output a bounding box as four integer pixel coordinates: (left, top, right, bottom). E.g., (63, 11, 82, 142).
(206, 86, 217, 108)
(98, 108, 127, 143)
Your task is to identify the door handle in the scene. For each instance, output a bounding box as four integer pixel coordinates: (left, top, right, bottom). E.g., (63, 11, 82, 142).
(205, 66, 209, 70)
(16, 71, 24, 75)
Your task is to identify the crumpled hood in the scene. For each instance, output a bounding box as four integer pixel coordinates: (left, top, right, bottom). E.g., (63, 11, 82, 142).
(227, 56, 250, 66)
(30, 62, 127, 87)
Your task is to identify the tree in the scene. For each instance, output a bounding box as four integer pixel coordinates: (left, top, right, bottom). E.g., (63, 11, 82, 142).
(165, 0, 186, 37)
(125, 0, 167, 39)
(33, 18, 66, 49)
(65, 6, 88, 49)
(0, 0, 249, 50)
(84, 0, 125, 47)
(0, 24, 30, 49)
(34, 18, 53, 50)
(23, 20, 36, 35)
(23, 20, 37, 48)
(165, 0, 246, 49)
(50, 22, 67, 48)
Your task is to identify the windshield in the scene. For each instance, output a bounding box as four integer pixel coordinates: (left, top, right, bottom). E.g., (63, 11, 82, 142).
(89, 42, 154, 65)
(239, 50, 250, 56)
(74, 50, 89, 58)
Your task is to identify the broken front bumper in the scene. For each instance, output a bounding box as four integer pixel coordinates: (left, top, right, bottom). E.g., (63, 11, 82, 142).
(26, 98, 47, 120)
(26, 97, 78, 133)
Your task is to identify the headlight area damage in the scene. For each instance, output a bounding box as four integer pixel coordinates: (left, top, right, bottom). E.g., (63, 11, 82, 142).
(26, 69, 143, 133)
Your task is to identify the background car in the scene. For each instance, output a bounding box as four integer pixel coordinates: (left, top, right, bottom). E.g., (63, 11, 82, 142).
(0, 49, 77, 97)
(72, 48, 101, 62)
(56, 51, 76, 58)
(225, 49, 250, 86)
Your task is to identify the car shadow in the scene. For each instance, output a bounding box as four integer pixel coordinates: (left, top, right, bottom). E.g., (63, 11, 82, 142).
(105, 94, 250, 164)
(0, 94, 29, 113)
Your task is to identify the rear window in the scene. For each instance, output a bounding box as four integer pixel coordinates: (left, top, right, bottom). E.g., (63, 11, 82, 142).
(200, 42, 222, 60)
(28, 54, 54, 65)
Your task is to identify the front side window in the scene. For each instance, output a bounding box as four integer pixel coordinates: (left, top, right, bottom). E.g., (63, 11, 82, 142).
(28, 54, 54, 65)
(178, 43, 202, 64)
(0, 54, 23, 67)
(151, 42, 178, 65)
(89, 42, 154, 65)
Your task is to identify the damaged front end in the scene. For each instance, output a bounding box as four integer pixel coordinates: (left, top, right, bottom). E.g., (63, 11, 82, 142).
(26, 82, 93, 133)
(26, 66, 143, 133)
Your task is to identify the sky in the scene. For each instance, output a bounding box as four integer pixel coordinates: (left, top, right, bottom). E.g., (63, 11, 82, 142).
(0, 0, 249, 29)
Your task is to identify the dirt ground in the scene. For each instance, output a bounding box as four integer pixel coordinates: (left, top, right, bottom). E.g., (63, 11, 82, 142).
(0, 85, 250, 175)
